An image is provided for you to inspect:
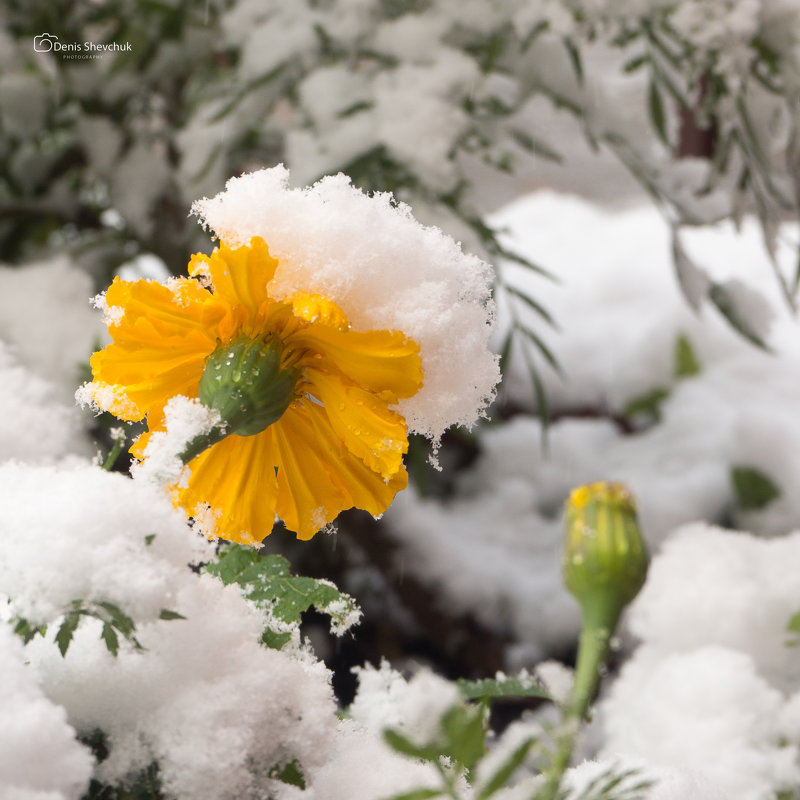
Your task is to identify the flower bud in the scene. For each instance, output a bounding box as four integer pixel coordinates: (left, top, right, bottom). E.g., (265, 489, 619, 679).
(563, 482, 648, 629)
(198, 336, 300, 437)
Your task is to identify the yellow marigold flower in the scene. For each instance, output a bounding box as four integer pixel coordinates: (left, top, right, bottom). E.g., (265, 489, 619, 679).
(85, 236, 423, 544)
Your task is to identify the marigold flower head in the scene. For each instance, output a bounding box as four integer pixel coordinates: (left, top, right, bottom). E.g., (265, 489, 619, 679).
(81, 167, 499, 543)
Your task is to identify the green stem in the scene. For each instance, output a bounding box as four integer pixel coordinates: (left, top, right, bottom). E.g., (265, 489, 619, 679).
(535, 598, 622, 800)
(101, 434, 125, 471)
(179, 422, 229, 464)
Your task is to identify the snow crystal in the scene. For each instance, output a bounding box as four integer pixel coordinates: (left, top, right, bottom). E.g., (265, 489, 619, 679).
(191, 166, 500, 441)
(0, 623, 93, 800)
(130, 395, 222, 489)
(349, 660, 461, 745)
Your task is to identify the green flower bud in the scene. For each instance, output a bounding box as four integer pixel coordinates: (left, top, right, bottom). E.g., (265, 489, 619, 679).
(198, 336, 300, 437)
(178, 336, 300, 465)
(563, 482, 648, 630)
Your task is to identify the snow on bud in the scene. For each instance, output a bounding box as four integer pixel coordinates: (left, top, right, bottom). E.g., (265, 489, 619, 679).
(563, 482, 648, 629)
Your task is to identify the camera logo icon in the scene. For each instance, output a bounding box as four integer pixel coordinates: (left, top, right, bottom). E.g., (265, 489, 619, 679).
(34, 33, 58, 52)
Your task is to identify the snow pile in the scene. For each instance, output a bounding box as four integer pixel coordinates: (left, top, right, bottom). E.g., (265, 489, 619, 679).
(599, 524, 800, 799)
(384, 192, 800, 656)
(0, 459, 453, 800)
(191, 166, 500, 442)
(0, 257, 102, 402)
(0, 622, 93, 800)
(0, 460, 337, 799)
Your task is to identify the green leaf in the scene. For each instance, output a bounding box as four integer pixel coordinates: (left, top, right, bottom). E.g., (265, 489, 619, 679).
(439, 703, 487, 771)
(383, 728, 439, 762)
(144, 534, 156, 546)
(94, 601, 137, 638)
(621, 387, 670, 423)
(101, 623, 120, 657)
(731, 466, 780, 510)
(477, 736, 535, 799)
(563, 37, 583, 84)
(12, 617, 46, 645)
(708, 283, 771, 351)
(648, 78, 669, 146)
(56, 608, 82, 657)
(674, 334, 701, 378)
(788, 611, 800, 635)
(158, 609, 186, 621)
(268, 759, 306, 789)
(457, 675, 550, 702)
(622, 54, 648, 73)
(205, 546, 360, 648)
(384, 790, 442, 800)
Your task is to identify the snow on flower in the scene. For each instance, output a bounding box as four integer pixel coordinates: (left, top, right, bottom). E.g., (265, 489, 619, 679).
(80, 167, 498, 544)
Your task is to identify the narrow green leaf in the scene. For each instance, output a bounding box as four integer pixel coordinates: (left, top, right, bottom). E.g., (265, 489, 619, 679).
(508, 129, 563, 163)
(56, 609, 82, 657)
(158, 609, 186, 621)
(518, 325, 561, 374)
(384, 789, 442, 800)
(101, 623, 120, 657)
(498, 331, 513, 376)
(674, 334, 701, 378)
(622, 54, 648, 73)
(648, 78, 669, 146)
(563, 37, 583, 84)
(384, 728, 438, 762)
(457, 675, 550, 702)
(477, 737, 535, 799)
(708, 283, 771, 351)
(731, 466, 780, 510)
(505, 285, 558, 328)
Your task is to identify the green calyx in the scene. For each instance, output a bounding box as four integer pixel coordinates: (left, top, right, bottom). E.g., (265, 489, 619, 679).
(198, 336, 300, 438)
(563, 482, 649, 630)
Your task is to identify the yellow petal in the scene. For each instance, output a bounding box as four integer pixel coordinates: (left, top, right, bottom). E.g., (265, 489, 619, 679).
(272, 402, 406, 540)
(290, 325, 423, 400)
(190, 237, 278, 325)
(177, 430, 279, 545)
(304, 369, 408, 478)
(290, 293, 349, 329)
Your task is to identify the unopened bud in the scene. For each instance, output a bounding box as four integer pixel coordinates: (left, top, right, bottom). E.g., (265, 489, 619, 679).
(563, 482, 648, 629)
(198, 336, 300, 437)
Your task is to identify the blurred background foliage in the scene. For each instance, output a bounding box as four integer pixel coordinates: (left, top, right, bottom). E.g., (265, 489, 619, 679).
(3, 0, 800, 695)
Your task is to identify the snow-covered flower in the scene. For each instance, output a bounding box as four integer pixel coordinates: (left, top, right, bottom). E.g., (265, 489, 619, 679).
(81, 166, 499, 543)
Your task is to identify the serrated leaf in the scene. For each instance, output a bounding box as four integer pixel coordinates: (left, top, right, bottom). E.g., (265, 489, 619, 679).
(101, 623, 120, 657)
(731, 466, 780, 510)
(205, 546, 360, 647)
(158, 609, 186, 621)
(56, 609, 82, 657)
(12, 617, 46, 645)
(648, 78, 669, 146)
(674, 334, 701, 378)
(477, 736, 535, 799)
(268, 759, 306, 789)
(94, 601, 137, 638)
(439, 703, 487, 771)
(261, 629, 292, 650)
(457, 675, 550, 702)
